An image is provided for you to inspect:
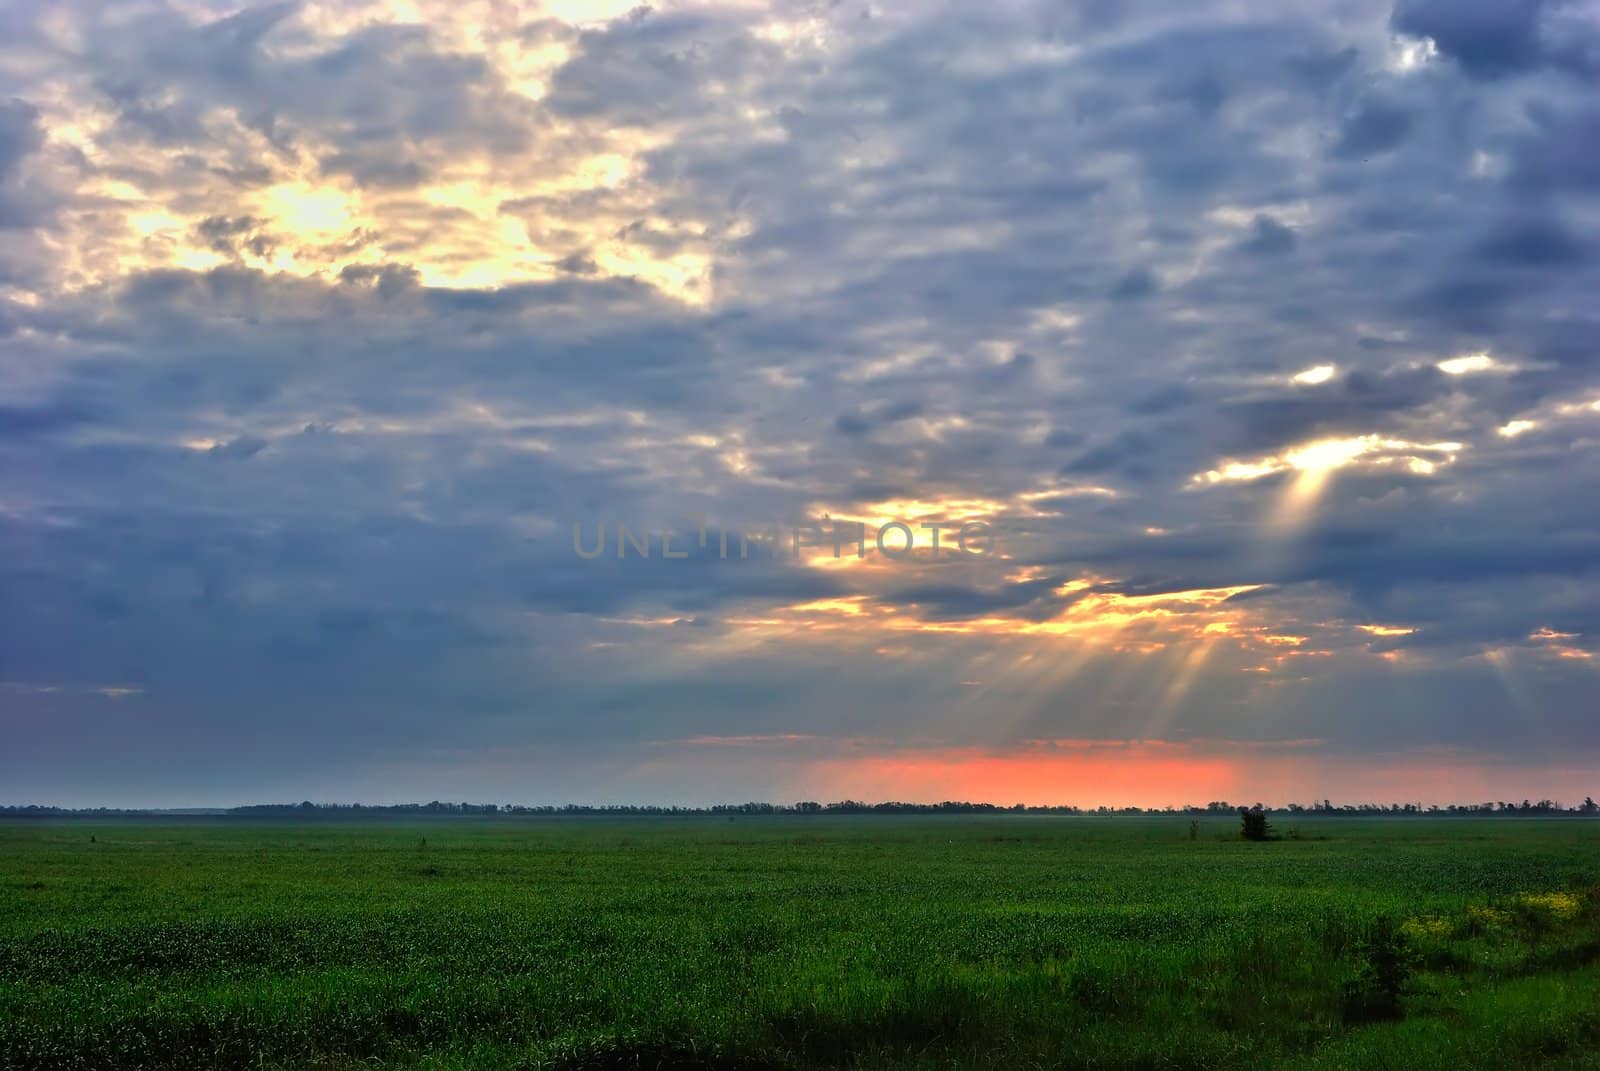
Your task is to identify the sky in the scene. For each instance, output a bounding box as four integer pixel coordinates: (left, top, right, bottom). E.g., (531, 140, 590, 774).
(1, 0, 1597, 809)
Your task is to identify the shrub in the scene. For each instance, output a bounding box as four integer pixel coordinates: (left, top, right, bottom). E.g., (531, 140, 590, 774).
(1239, 808, 1273, 842)
(1342, 917, 1417, 1023)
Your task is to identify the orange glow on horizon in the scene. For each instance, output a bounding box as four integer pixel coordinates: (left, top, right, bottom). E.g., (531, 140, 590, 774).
(785, 742, 1600, 810)
(818, 746, 1241, 809)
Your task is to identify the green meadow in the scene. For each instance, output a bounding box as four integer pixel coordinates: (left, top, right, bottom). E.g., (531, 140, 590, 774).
(2, 817, 1599, 1070)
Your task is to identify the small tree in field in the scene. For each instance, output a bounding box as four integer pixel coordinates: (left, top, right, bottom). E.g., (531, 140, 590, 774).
(1239, 807, 1273, 841)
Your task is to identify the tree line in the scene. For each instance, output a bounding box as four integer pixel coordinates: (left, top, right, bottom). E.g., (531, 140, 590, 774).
(4, 797, 1597, 818)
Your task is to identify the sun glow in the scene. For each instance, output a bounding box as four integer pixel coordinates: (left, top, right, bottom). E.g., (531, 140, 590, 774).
(1291, 364, 1336, 385)
(1194, 435, 1465, 537)
(264, 182, 358, 235)
(41, 21, 713, 304)
(1284, 436, 1374, 473)
(750, 582, 1267, 653)
(1438, 352, 1496, 376)
(1196, 435, 1462, 500)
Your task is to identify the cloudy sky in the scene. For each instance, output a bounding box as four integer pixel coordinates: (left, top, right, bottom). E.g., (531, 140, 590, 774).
(2, 0, 1597, 808)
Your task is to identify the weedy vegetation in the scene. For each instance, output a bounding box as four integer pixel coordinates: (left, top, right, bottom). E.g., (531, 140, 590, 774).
(1, 817, 1598, 1070)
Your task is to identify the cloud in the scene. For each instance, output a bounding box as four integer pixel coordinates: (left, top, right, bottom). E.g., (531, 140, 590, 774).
(0, 98, 42, 178)
(1472, 215, 1589, 267)
(1110, 268, 1158, 300)
(1391, 0, 1600, 81)
(0, 97, 45, 228)
(1332, 98, 1413, 159)
(0, 0, 1597, 805)
(1238, 215, 1297, 256)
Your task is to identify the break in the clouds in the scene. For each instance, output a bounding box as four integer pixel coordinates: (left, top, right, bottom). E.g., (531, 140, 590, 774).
(1, 0, 1597, 807)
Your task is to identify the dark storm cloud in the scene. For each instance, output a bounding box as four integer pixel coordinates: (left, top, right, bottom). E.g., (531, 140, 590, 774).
(1511, 109, 1600, 193)
(0, 401, 94, 439)
(0, 98, 42, 177)
(1238, 215, 1297, 256)
(1392, 0, 1547, 79)
(1109, 268, 1158, 300)
(1214, 370, 1445, 456)
(833, 400, 926, 438)
(1472, 215, 1589, 267)
(1332, 97, 1414, 158)
(1391, 0, 1600, 81)
(0, 97, 45, 227)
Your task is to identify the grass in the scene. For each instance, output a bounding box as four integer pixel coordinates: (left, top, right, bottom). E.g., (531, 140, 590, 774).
(1, 817, 1597, 1069)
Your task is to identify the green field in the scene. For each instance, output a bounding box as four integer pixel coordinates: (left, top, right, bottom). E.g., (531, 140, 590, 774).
(2, 817, 1599, 1070)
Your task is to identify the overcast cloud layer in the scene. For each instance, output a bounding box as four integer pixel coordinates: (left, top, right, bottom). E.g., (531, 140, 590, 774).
(2, 0, 1597, 807)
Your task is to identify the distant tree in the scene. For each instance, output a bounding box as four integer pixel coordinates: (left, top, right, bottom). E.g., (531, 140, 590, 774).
(1581, 797, 1598, 816)
(1239, 807, 1273, 842)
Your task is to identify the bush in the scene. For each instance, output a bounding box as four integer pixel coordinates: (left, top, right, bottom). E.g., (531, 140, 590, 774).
(1342, 917, 1417, 1023)
(1239, 809, 1273, 842)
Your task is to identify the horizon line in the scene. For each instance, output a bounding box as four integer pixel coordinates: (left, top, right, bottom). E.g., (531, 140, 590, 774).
(5, 797, 1596, 815)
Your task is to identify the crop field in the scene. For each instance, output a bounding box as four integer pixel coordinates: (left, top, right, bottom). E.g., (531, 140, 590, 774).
(2, 817, 1599, 1070)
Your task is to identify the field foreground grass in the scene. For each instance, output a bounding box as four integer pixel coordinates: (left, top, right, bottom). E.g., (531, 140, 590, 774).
(2, 817, 1598, 1070)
